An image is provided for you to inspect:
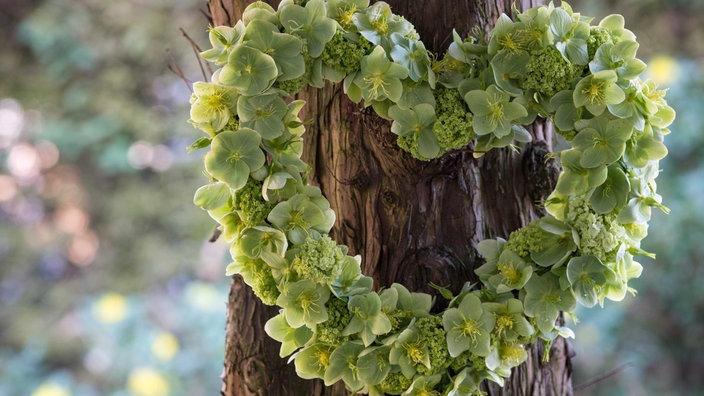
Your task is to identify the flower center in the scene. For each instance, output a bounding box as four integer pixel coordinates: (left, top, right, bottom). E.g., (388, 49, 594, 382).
(458, 319, 481, 344)
(338, 6, 357, 26)
(316, 349, 331, 369)
(497, 262, 520, 284)
(496, 314, 514, 335)
(404, 343, 425, 365)
(584, 81, 606, 104)
(364, 74, 389, 98)
(499, 344, 524, 364)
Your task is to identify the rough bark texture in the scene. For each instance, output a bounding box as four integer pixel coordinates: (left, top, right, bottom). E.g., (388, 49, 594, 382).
(209, 0, 575, 395)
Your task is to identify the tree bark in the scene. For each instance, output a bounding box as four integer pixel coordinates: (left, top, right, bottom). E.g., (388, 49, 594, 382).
(208, 0, 574, 395)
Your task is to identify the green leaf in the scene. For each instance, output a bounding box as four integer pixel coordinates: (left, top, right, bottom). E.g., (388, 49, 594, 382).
(187, 137, 212, 152)
(193, 182, 231, 210)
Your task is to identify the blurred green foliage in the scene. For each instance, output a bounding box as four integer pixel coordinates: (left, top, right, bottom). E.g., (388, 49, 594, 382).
(0, 0, 230, 394)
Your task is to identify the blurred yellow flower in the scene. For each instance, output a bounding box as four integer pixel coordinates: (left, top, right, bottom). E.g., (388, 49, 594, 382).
(152, 331, 180, 361)
(128, 367, 170, 396)
(647, 55, 680, 86)
(186, 282, 221, 312)
(93, 293, 128, 324)
(31, 383, 71, 396)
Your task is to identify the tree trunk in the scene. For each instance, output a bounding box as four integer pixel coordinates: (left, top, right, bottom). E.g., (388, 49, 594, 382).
(208, 0, 574, 395)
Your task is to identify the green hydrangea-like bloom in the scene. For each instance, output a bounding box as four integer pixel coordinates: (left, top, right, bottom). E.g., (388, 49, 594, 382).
(233, 178, 273, 227)
(587, 26, 613, 60)
(504, 221, 546, 259)
(413, 316, 452, 376)
(321, 29, 373, 74)
(226, 254, 280, 305)
(291, 235, 345, 284)
(315, 296, 353, 345)
(432, 86, 475, 152)
(564, 195, 628, 262)
(376, 372, 413, 395)
(524, 45, 583, 98)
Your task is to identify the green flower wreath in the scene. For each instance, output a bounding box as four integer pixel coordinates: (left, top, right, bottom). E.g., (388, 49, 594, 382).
(188, 1, 673, 394)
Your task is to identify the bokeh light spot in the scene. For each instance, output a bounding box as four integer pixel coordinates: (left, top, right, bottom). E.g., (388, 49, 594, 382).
(127, 141, 154, 169)
(92, 292, 128, 324)
(127, 367, 169, 396)
(151, 331, 180, 361)
(647, 55, 680, 86)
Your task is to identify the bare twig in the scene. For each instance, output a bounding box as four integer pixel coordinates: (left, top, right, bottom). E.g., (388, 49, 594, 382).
(166, 48, 192, 92)
(574, 362, 632, 391)
(180, 27, 211, 80)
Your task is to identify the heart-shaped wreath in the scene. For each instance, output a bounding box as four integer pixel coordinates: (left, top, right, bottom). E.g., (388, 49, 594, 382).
(187, 1, 673, 394)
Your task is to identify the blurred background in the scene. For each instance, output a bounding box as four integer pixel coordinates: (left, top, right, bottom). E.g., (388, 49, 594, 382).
(0, 0, 702, 395)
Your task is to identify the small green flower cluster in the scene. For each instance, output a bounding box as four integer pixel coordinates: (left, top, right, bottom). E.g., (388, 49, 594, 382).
(187, 1, 672, 394)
